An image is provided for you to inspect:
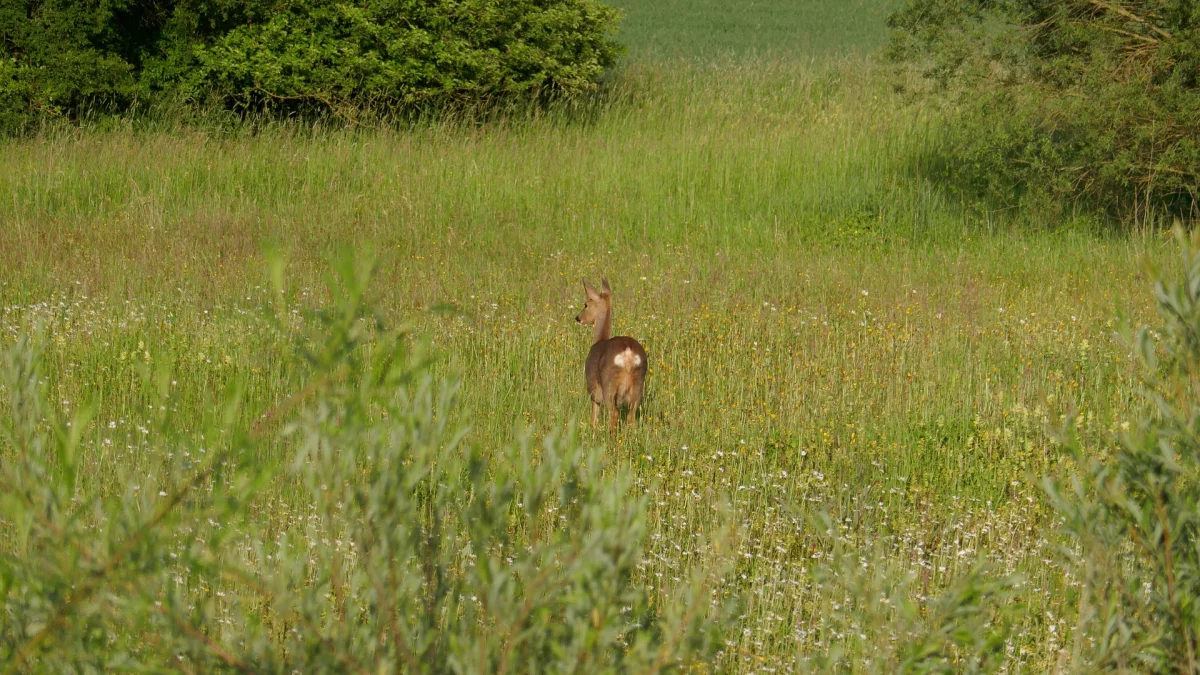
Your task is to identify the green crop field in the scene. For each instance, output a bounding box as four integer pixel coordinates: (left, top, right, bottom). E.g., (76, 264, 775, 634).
(610, 0, 898, 57)
(0, 3, 1180, 672)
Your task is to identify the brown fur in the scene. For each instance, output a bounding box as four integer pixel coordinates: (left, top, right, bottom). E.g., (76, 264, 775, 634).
(576, 278, 648, 429)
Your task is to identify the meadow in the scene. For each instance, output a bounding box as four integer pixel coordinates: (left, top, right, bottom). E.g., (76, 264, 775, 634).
(0, 5, 1177, 672)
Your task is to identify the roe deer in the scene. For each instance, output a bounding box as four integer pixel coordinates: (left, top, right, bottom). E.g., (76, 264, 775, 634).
(575, 278, 648, 429)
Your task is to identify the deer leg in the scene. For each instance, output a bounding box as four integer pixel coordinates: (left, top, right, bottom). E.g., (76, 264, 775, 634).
(591, 401, 600, 429)
(609, 404, 618, 431)
(627, 399, 638, 426)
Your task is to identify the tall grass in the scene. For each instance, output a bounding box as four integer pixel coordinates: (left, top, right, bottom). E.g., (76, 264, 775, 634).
(0, 56, 1172, 670)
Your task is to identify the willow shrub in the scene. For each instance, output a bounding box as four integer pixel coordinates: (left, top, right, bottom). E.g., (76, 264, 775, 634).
(0, 253, 730, 672)
(1047, 228, 1200, 672)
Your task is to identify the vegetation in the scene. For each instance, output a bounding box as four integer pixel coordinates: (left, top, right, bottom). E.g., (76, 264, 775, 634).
(887, 0, 1200, 224)
(0, 0, 621, 134)
(1047, 232, 1200, 671)
(3, 0, 1200, 671)
(0, 253, 732, 670)
(0, 55, 1176, 669)
(608, 0, 897, 57)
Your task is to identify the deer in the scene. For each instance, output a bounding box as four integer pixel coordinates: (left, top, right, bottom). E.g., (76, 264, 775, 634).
(575, 278, 648, 430)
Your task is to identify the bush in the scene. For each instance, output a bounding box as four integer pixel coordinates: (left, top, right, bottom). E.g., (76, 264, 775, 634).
(0, 253, 730, 671)
(0, 0, 623, 134)
(0, 0, 142, 133)
(886, 0, 1200, 225)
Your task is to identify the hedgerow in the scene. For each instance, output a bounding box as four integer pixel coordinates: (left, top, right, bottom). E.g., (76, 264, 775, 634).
(0, 0, 622, 133)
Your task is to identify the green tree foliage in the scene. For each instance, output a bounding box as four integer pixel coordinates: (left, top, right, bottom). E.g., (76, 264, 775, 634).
(887, 0, 1200, 224)
(0, 0, 622, 133)
(0, 253, 730, 671)
(0, 0, 140, 133)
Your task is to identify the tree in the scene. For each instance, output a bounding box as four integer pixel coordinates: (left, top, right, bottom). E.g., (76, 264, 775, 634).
(887, 0, 1200, 224)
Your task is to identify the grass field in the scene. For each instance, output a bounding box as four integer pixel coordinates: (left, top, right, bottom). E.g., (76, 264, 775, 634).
(0, 55, 1169, 669)
(609, 0, 898, 56)
(0, 7, 1179, 670)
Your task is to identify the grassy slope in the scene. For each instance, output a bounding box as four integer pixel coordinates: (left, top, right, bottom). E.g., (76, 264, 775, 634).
(0, 57, 1164, 668)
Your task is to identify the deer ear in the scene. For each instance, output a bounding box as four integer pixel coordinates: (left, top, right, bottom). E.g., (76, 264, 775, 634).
(601, 278, 612, 296)
(583, 279, 600, 300)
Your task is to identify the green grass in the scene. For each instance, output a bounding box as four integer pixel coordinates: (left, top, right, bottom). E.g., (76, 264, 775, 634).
(0, 56, 1171, 669)
(609, 0, 899, 57)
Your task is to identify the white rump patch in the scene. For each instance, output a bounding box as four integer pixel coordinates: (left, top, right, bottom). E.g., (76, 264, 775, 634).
(613, 349, 642, 368)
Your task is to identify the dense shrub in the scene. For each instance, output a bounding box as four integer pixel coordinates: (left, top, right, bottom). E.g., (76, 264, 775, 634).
(887, 0, 1200, 224)
(0, 0, 622, 133)
(0, 0, 142, 132)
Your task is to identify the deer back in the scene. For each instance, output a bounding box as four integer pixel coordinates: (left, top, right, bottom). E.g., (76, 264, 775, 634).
(586, 336, 648, 402)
